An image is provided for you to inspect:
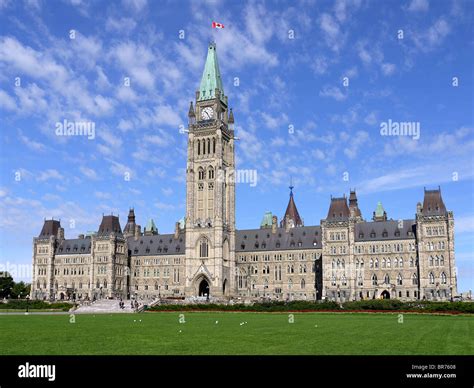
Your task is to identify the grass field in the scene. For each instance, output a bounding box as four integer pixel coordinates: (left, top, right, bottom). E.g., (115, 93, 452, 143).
(0, 312, 472, 355)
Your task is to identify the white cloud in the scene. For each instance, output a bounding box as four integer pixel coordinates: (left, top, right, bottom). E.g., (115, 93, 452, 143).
(37, 169, 63, 182)
(412, 18, 450, 52)
(343, 130, 369, 159)
(312, 149, 325, 160)
(455, 215, 474, 234)
(0, 89, 16, 110)
(79, 166, 99, 180)
(407, 0, 429, 12)
(271, 137, 285, 147)
(381, 63, 396, 76)
(18, 130, 45, 151)
(105, 16, 137, 33)
(319, 85, 347, 101)
(154, 105, 182, 127)
(261, 112, 288, 130)
(161, 187, 173, 196)
(94, 191, 111, 200)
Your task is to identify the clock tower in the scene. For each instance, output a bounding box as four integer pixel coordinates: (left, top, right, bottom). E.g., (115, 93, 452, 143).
(184, 42, 236, 299)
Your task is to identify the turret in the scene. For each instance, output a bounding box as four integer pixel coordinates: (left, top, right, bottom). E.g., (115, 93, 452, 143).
(188, 101, 196, 125)
(228, 108, 234, 130)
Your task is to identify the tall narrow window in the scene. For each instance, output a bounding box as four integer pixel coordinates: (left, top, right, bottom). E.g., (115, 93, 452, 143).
(199, 239, 209, 258)
(429, 272, 435, 284)
(213, 138, 216, 153)
(441, 272, 447, 284)
(197, 140, 200, 155)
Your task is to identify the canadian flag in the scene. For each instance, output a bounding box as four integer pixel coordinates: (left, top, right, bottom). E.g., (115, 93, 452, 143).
(212, 21, 225, 29)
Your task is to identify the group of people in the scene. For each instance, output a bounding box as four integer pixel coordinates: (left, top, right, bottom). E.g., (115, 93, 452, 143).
(118, 298, 139, 310)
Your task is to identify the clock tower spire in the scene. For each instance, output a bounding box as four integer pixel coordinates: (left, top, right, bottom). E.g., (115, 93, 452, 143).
(185, 42, 236, 300)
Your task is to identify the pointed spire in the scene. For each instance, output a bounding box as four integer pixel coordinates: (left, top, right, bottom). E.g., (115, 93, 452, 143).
(349, 189, 362, 217)
(198, 42, 224, 102)
(188, 101, 195, 117)
(281, 185, 303, 228)
(228, 108, 234, 123)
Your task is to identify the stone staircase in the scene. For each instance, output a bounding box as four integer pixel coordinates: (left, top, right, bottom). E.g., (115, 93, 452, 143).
(73, 299, 136, 314)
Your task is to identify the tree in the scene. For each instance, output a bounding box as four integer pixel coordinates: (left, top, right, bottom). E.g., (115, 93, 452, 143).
(0, 272, 14, 298)
(11, 281, 31, 299)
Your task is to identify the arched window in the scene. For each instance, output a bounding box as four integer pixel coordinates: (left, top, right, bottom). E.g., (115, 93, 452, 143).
(360, 259, 364, 268)
(410, 257, 414, 267)
(213, 138, 216, 153)
(429, 256, 434, 266)
(429, 272, 435, 284)
(337, 259, 340, 268)
(382, 258, 386, 268)
(202, 139, 206, 155)
(197, 140, 200, 155)
(208, 167, 214, 180)
(96, 280, 100, 288)
(370, 259, 373, 268)
(375, 259, 379, 268)
(207, 138, 211, 154)
(288, 279, 293, 289)
(104, 279, 107, 288)
(435, 255, 439, 266)
(441, 272, 447, 284)
(440, 255, 444, 266)
(412, 273, 418, 285)
(394, 258, 398, 268)
(331, 275, 336, 286)
(372, 274, 378, 286)
(400, 258, 403, 267)
(332, 260, 335, 269)
(342, 275, 347, 286)
(300, 279, 305, 289)
(198, 168, 205, 180)
(397, 273, 403, 285)
(199, 238, 209, 258)
(355, 259, 359, 269)
(387, 258, 391, 268)
(384, 274, 390, 284)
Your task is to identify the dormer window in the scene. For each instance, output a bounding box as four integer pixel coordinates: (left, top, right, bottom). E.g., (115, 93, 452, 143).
(395, 230, 400, 237)
(262, 242, 266, 248)
(176, 246, 180, 252)
(241, 243, 245, 250)
(276, 241, 281, 248)
(163, 246, 168, 253)
(133, 248, 138, 254)
(255, 242, 259, 248)
(359, 233, 364, 239)
(145, 247, 150, 253)
(382, 230, 388, 238)
(370, 231, 376, 238)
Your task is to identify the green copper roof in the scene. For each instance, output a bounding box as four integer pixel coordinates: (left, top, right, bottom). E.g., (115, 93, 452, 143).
(375, 202, 385, 217)
(198, 42, 224, 101)
(260, 211, 273, 228)
(145, 218, 158, 233)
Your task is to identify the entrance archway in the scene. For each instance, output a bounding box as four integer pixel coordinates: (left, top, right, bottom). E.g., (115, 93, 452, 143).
(381, 290, 390, 299)
(60, 293, 64, 300)
(223, 279, 227, 295)
(199, 279, 210, 297)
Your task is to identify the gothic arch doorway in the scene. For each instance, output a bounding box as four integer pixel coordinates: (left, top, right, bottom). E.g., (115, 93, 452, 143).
(199, 279, 210, 297)
(223, 279, 227, 295)
(381, 290, 390, 299)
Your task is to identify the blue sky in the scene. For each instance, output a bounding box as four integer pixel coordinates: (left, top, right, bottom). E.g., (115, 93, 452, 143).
(0, 0, 472, 291)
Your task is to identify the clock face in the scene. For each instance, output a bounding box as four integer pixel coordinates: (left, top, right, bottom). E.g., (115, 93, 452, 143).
(201, 107, 214, 120)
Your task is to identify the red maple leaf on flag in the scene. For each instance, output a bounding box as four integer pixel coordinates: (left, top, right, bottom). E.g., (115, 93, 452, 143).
(212, 22, 224, 29)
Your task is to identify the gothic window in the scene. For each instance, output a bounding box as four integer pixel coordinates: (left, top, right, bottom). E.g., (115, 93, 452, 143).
(435, 255, 440, 266)
(429, 256, 434, 266)
(198, 168, 205, 180)
(372, 274, 377, 286)
(199, 238, 209, 258)
(440, 255, 444, 266)
(394, 258, 398, 268)
(387, 258, 391, 268)
(370, 259, 373, 268)
(399, 258, 403, 267)
(208, 167, 214, 180)
(360, 259, 364, 268)
(300, 279, 305, 289)
(429, 272, 435, 285)
(382, 258, 386, 268)
(384, 274, 390, 284)
(207, 138, 211, 154)
(202, 139, 206, 155)
(342, 275, 347, 286)
(410, 257, 414, 267)
(331, 275, 336, 286)
(213, 138, 216, 153)
(397, 274, 403, 285)
(375, 259, 379, 268)
(358, 275, 363, 286)
(441, 272, 447, 284)
(104, 280, 107, 288)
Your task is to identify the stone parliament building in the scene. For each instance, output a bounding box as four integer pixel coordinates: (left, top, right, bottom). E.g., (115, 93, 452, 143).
(31, 43, 457, 303)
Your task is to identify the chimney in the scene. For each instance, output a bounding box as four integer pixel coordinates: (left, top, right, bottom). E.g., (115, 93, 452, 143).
(271, 215, 277, 234)
(284, 215, 291, 232)
(134, 224, 141, 240)
(78, 234, 84, 239)
(57, 227, 64, 241)
(174, 222, 180, 239)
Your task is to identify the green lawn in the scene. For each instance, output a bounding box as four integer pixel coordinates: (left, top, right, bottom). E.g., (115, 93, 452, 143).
(0, 312, 472, 355)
